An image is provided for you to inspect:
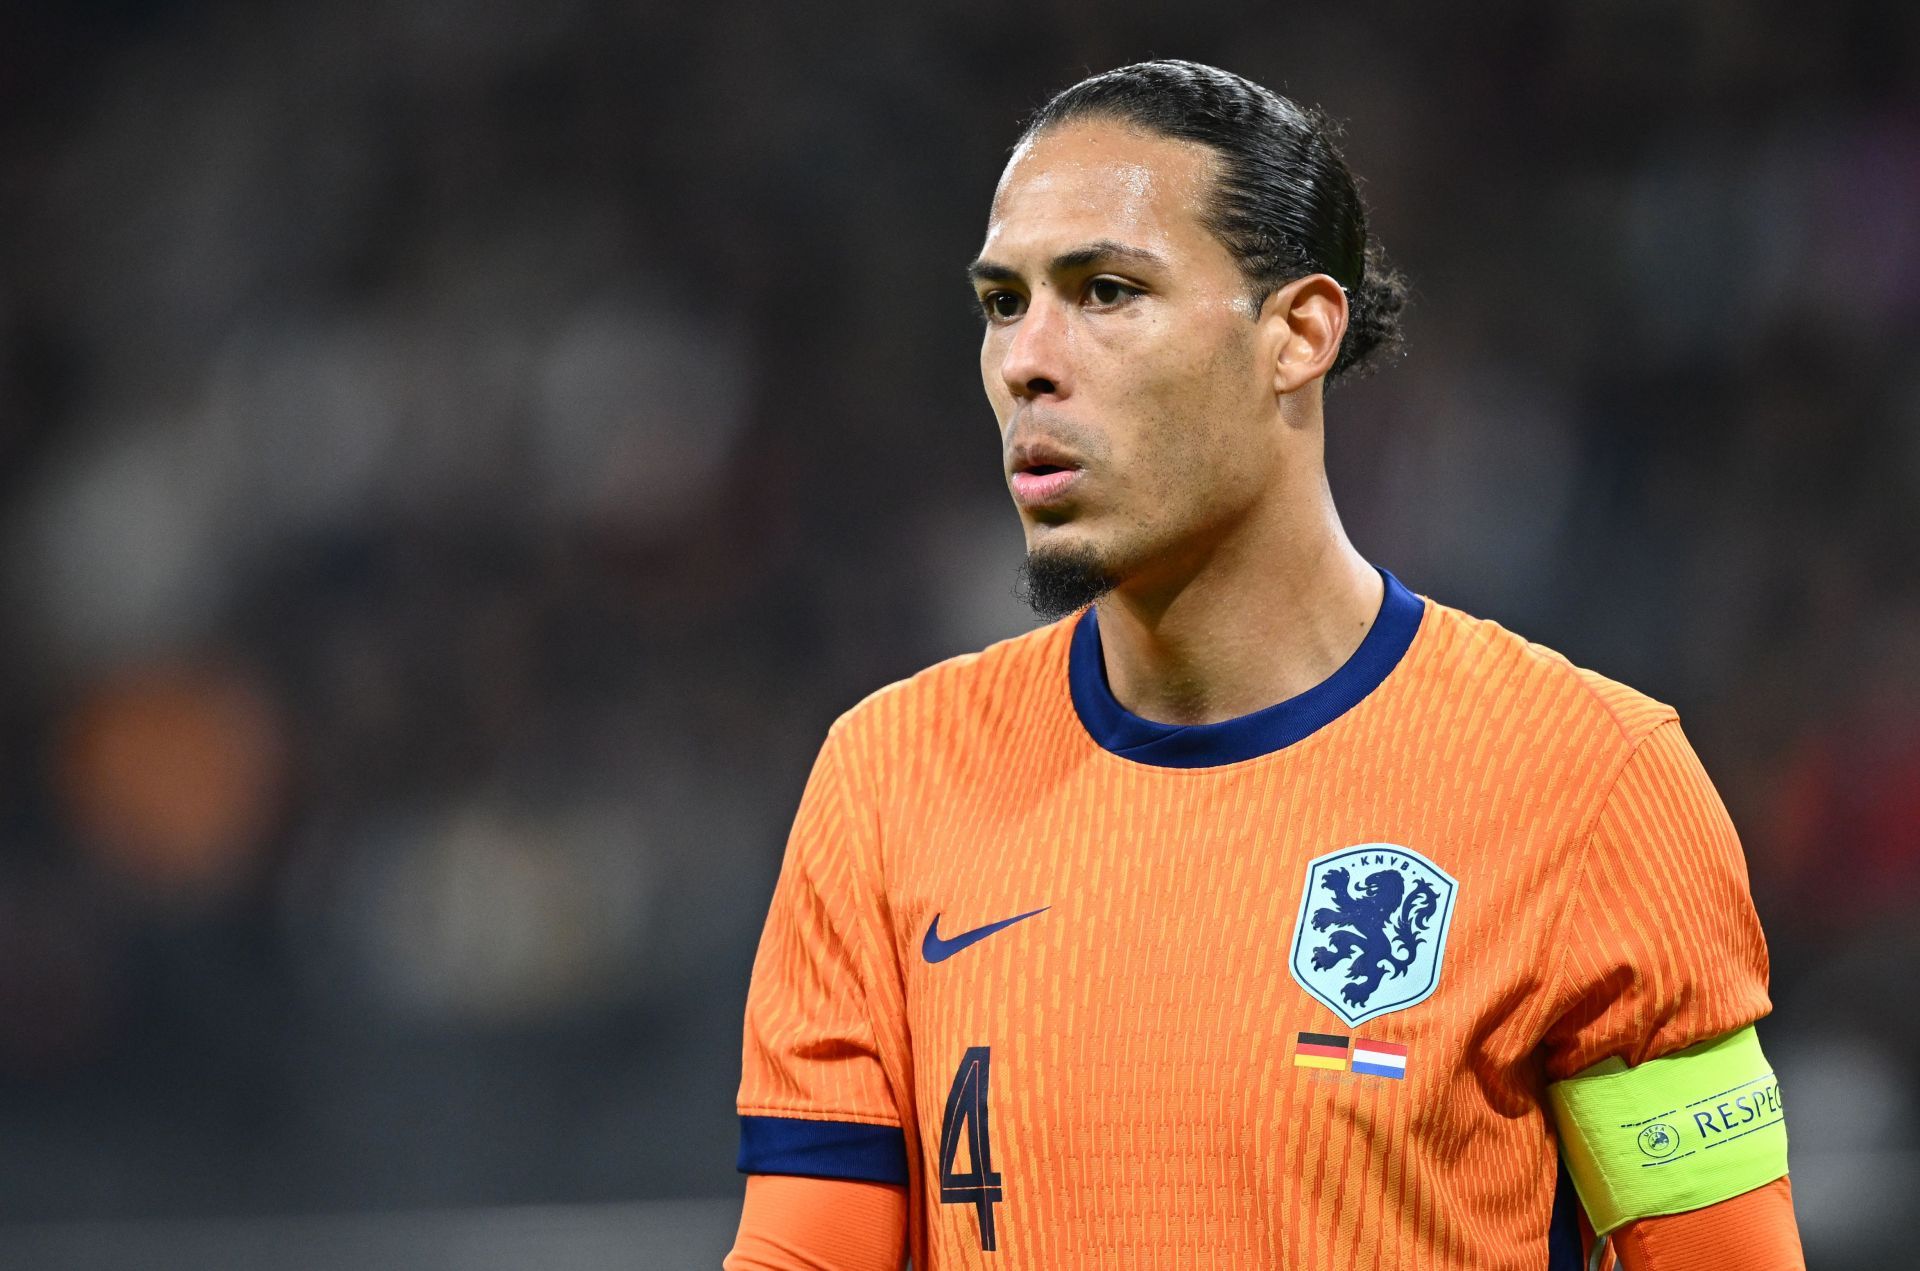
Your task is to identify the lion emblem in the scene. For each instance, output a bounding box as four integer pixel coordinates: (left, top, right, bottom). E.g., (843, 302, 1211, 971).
(1289, 844, 1458, 1026)
(1307, 865, 1442, 1009)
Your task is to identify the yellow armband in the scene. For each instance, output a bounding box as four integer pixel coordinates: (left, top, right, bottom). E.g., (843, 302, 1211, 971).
(1548, 1026, 1789, 1236)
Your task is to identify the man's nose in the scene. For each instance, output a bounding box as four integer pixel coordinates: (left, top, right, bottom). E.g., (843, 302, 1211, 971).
(999, 295, 1070, 400)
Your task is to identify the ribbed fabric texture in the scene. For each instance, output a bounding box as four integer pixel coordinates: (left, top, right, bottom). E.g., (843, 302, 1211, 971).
(738, 597, 1775, 1270)
(725, 1175, 911, 1271)
(1613, 1177, 1803, 1269)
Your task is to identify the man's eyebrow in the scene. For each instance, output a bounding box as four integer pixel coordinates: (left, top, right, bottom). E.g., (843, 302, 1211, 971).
(967, 258, 1021, 285)
(1051, 240, 1167, 273)
(967, 240, 1168, 284)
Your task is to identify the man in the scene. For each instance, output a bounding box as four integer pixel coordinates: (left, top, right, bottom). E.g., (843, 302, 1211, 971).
(727, 61, 1802, 1270)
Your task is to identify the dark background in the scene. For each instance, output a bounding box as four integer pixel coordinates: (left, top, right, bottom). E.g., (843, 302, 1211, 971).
(0, 0, 1915, 1266)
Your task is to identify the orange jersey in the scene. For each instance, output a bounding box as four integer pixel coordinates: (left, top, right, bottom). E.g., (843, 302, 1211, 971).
(736, 571, 1772, 1270)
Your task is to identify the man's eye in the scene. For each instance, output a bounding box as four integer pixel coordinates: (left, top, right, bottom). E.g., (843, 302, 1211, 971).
(981, 291, 1025, 320)
(1087, 278, 1136, 306)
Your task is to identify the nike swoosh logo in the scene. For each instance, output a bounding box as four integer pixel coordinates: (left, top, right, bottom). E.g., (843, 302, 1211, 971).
(921, 906, 1049, 964)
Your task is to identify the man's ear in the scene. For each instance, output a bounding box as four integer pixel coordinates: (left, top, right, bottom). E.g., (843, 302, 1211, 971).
(1259, 274, 1349, 396)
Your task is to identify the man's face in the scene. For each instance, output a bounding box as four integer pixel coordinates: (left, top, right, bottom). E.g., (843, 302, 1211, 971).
(972, 120, 1282, 605)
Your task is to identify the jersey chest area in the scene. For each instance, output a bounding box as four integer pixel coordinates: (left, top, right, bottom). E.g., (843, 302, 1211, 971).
(893, 774, 1497, 1067)
(886, 774, 1564, 1261)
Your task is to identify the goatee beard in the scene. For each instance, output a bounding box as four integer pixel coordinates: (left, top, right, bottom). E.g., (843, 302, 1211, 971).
(1017, 544, 1116, 622)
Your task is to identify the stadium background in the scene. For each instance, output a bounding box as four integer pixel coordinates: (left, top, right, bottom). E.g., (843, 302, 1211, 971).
(0, 1, 1915, 1266)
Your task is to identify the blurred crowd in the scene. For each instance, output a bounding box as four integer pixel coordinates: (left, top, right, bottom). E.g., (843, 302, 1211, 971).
(0, 0, 1914, 1260)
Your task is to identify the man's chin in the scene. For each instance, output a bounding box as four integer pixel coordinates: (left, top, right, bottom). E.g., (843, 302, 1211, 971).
(1016, 540, 1117, 622)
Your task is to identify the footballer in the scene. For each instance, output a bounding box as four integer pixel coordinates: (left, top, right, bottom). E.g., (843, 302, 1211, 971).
(726, 61, 1803, 1270)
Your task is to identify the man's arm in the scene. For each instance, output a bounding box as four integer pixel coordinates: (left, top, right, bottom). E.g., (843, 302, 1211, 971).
(1544, 719, 1801, 1267)
(732, 719, 915, 1268)
(725, 1175, 908, 1271)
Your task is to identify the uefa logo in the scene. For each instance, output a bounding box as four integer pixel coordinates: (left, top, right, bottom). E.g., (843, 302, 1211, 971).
(1637, 1123, 1681, 1159)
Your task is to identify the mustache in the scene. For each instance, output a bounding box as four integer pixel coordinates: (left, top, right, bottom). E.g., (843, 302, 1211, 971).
(1002, 410, 1106, 468)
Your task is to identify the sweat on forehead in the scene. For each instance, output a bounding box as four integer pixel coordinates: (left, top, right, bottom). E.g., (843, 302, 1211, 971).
(990, 120, 1218, 219)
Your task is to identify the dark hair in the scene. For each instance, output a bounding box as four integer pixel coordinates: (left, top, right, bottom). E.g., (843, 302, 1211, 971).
(1023, 60, 1409, 386)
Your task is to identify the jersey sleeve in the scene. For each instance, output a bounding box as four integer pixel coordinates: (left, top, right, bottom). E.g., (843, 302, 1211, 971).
(1611, 1176, 1804, 1269)
(1544, 718, 1773, 1080)
(736, 718, 912, 1185)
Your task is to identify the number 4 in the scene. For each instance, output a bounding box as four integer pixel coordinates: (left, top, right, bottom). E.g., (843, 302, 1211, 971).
(938, 1046, 1003, 1251)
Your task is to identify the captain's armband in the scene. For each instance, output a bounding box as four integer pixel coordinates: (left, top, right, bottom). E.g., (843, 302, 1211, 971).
(1548, 1026, 1788, 1235)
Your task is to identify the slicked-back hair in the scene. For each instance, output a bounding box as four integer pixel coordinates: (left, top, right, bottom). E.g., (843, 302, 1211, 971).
(1022, 60, 1409, 386)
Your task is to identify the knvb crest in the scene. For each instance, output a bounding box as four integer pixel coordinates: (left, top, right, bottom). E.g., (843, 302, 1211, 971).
(1288, 844, 1459, 1028)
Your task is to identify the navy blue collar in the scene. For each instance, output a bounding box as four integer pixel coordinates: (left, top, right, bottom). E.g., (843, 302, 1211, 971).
(1068, 568, 1424, 768)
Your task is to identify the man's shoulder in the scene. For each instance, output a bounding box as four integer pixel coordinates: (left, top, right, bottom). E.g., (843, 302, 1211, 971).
(1411, 594, 1678, 752)
(828, 616, 1076, 747)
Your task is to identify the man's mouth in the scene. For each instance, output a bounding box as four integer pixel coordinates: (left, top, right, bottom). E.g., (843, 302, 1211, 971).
(1005, 427, 1090, 509)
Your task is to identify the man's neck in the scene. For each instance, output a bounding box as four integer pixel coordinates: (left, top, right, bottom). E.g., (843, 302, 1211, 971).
(1092, 502, 1382, 728)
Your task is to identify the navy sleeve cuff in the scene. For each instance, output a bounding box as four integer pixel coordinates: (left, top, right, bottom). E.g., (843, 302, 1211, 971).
(737, 1115, 910, 1185)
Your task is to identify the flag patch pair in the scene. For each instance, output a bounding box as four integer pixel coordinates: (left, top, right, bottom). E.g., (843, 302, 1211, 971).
(1293, 1032, 1408, 1079)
